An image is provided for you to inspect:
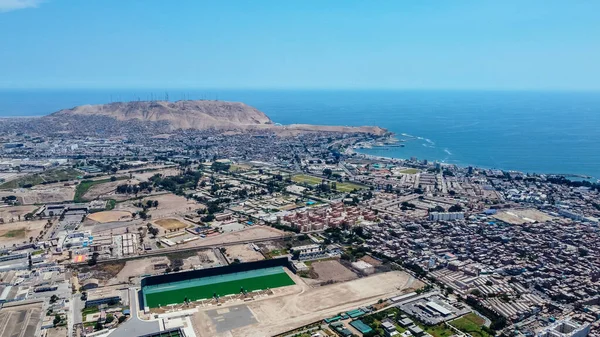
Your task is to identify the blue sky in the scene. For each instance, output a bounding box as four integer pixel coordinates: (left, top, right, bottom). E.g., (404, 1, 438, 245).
(1, 0, 599, 90)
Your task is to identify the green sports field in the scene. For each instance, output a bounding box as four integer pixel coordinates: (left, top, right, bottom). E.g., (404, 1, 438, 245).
(143, 267, 295, 308)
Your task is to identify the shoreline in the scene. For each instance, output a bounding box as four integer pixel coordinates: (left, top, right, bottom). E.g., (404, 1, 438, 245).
(350, 139, 598, 181)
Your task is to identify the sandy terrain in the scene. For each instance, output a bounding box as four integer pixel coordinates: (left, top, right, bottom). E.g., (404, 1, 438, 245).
(224, 244, 265, 263)
(110, 257, 170, 284)
(88, 211, 132, 223)
(180, 226, 286, 248)
(0, 184, 75, 204)
(493, 208, 554, 225)
(0, 205, 38, 222)
(155, 218, 189, 231)
(192, 270, 422, 337)
(0, 219, 46, 248)
(132, 168, 180, 181)
(83, 179, 139, 200)
(116, 193, 199, 219)
(311, 260, 357, 283)
(181, 250, 222, 270)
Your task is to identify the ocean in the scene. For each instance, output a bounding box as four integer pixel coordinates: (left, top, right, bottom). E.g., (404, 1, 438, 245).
(1, 89, 599, 179)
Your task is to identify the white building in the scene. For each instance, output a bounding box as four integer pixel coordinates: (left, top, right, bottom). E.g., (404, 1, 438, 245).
(536, 320, 591, 337)
(428, 212, 464, 221)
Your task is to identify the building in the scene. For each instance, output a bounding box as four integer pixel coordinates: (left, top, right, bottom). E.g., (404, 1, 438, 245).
(428, 212, 465, 221)
(351, 260, 375, 275)
(290, 244, 325, 260)
(536, 320, 591, 337)
(85, 288, 121, 308)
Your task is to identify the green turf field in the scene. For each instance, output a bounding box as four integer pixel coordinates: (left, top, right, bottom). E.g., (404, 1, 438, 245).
(143, 267, 295, 308)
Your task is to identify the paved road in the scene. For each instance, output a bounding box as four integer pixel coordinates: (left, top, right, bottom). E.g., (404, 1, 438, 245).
(108, 288, 160, 337)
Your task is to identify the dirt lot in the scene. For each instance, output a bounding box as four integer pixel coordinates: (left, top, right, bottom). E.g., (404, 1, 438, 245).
(493, 208, 554, 225)
(116, 193, 200, 219)
(311, 259, 357, 283)
(131, 168, 180, 181)
(180, 225, 286, 248)
(88, 211, 132, 223)
(192, 270, 423, 337)
(155, 218, 189, 231)
(224, 244, 265, 263)
(82, 179, 139, 200)
(181, 250, 222, 269)
(0, 220, 46, 247)
(0, 205, 38, 222)
(0, 184, 75, 204)
(109, 257, 169, 284)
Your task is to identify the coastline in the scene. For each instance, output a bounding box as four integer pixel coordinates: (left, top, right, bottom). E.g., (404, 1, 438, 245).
(350, 138, 598, 181)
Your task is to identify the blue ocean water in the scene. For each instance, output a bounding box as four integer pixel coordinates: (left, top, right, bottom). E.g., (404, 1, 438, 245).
(0, 89, 599, 178)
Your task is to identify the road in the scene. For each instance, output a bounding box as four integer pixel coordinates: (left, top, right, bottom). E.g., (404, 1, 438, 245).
(107, 288, 160, 337)
(68, 234, 286, 267)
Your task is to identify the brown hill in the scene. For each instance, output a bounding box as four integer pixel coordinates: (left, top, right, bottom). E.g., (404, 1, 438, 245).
(51, 100, 387, 135)
(52, 100, 273, 130)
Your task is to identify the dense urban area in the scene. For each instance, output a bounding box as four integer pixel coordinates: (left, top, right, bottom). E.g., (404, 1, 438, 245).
(0, 115, 598, 337)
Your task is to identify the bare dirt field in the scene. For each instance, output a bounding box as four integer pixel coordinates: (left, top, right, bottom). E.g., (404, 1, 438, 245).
(0, 220, 46, 247)
(117, 193, 199, 219)
(155, 218, 189, 231)
(493, 208, 554, 225)
(88, 211, 132, 223)
(360, 255, 383, 267)
(132, 168, 180, 181)
(0, 205, 38, 222)
(0, 184, 75, 204)
(224, 244, 265, 263)
(192, 270, 422, 337)
(109, 257, 169, 284)
(181, 250, 222, 269)
(311, 259, 357, 283)
(82, 179, 139, 200)
(180, 225, 286, 248)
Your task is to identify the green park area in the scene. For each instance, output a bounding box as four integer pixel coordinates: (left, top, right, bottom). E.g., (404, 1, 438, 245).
(449, 313, 492, 337)
(143, 267, 295, 308)
(0, 168, 82, 189)
(399, 168, 420, 174)
(291, 174, 365, 192)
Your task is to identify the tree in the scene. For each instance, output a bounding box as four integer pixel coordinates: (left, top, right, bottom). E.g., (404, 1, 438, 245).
(53, 314, 61, 326)
(148, 227, 159, 237)
(50, 294, 59, 303)
(105, 314, 114, 324)
(118, 316, 127, 324)
(449, 204, 463, 212)
(95, 322, 104, 331)
(323, 168, 333, 177)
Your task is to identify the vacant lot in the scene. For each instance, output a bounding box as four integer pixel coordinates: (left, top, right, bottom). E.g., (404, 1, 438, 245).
(82, 179, 138, 200)
(0, 205, 38, 222)
(193, 270, 423, 337)
(399, 168, 420, 174)
(0, 301, 43, 337)
(493, 208, 554, 225)
(311, 259, 357, 283)
(0, 220, 46, 247)
(155, 218, 189, 230)
(119, 193, 199, 219)
(88, 211, 132, 223)
(224, 244, 265, 263)
(179, 226, 285, 248)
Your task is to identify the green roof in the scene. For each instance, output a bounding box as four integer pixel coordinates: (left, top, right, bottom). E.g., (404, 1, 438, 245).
(350, 320, 373, 334)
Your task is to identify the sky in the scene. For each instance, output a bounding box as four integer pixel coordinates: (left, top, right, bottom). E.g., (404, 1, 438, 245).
(1, 0, 599, 90)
